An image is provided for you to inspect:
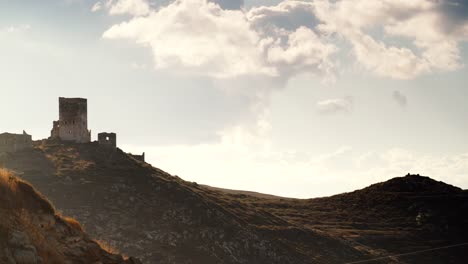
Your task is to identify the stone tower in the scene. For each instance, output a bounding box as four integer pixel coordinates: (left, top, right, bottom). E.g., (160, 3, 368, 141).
(50, 97, 91, 143)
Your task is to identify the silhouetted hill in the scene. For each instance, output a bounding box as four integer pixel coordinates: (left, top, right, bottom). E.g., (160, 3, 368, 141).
(1, 141, 467, 263)
(0, 141, 378, 264)
(363, 174, 463, 194)
(229, 175, 468, 264)
(0, 169, 140, 264)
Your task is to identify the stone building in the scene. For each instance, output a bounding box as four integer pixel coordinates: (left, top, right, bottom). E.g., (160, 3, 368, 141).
(0, 131, 32, 153)
(98, 132, 117, 148)
(50, 97, 91, 143)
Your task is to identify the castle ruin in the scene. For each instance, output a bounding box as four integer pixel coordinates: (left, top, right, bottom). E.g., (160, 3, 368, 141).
(1, 97, 147, 163)
(0, 131, 33, 153)
(50, 97, 91, 143)
(98, 132, 117, 148)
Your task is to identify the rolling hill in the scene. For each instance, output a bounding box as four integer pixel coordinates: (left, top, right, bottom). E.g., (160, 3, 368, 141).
(1, 141, 467, 263)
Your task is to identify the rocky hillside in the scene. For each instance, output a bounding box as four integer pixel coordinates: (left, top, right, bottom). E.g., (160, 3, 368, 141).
(0, 141, 379, 264)
(227, 175, 468, 264)
(2, 141, 466, 263)
(0, 169, 140, 264)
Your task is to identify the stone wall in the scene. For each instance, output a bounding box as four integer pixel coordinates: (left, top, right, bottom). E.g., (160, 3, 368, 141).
(0, 131, 32, 153)
(129, 152, 145, 162)
(98, 132, 117, 148)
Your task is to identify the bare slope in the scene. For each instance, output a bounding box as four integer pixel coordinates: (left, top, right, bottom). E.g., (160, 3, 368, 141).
(0, 169, 140, 264)
(0, 141, 378, 264)
(225, 175, 468, 264)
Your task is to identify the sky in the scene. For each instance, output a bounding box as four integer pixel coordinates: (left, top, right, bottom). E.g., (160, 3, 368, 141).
(1, 0, 468, 198)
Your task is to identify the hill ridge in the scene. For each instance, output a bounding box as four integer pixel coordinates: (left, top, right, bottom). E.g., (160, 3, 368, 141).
(1, 141, 467, 263)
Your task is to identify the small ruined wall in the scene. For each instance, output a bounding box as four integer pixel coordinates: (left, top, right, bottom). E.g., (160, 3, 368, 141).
(129, 152, 145, 162)
(0, 132, 32, 153)
(98, 132, 117, 148)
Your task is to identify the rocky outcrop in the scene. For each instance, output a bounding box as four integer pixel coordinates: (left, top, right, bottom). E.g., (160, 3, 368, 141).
(0, 169, 141, 264)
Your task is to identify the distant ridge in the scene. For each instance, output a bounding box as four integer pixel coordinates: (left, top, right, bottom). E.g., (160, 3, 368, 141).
(361, 174, 463, 194)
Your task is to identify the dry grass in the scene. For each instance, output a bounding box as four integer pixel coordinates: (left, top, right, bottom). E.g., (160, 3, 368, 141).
(0, 167, 133, 263)
(62, 216, 84, 232)
(0, 168, 54, 214)
(95, 239, 121, 255)
(0, 169, 66, 263)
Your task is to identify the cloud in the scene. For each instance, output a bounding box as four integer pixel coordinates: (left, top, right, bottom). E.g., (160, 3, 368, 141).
(392, 90, 407, 107)
(92, 0, 151, 16)
(437, 0, 468, 33)
(1, 25, 31, 34)
(316, 96, 353, 114)
(91, 2, 103, 12)
(102, 0, 336, 79)
(99, 0, 468, 81)
(247, 1, 319, 32)
(108, 0, 151, 16)
(345, 31, 431, 79)
(312, 0, 468, 79)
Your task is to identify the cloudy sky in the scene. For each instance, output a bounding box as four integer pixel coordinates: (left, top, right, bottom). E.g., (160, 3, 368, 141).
(1, 0, 468, 197)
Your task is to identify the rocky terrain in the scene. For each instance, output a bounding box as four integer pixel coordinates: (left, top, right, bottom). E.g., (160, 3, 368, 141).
(223, 175, 468, 263)
(0, 168, 140, 264)
(1, 141, 466, 263)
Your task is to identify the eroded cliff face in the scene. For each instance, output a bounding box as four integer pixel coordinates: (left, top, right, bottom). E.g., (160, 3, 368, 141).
(0, 169, 140, 264)
(0, 142, 372, 264)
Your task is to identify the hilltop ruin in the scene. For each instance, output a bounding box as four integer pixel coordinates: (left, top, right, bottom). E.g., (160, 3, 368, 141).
(0, 131, 32, 153)
(50, 97, 91, 143)
(1, 97, 145, 162)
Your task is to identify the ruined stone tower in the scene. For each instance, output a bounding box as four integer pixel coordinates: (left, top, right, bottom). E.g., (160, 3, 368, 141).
(50, 97, 91, 143)
(98, 132, 117, 148)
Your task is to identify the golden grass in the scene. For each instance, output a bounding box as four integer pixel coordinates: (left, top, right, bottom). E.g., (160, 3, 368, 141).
(62, 216, 84, 232)
(0, 168, 129, 262)
(95, 239, 121, 255)
(0, 169, 66, 263)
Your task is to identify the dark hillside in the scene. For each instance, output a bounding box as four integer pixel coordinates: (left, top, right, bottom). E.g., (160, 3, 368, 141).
(0, 169, 140, 264)
(4, 141, 467, 263)
(0, 141, 379, 264)
(228, 175, 468, 263)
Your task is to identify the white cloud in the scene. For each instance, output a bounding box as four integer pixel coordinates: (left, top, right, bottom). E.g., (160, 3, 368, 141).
(91, 2, 103, 12)
(92, 0, 151, 16)
(312, 0, 468, 79)
(100, 0, 468, 80)
(316, 96, 353, 114)
(108, 0, 151, 16)
(1, 25, 31, 34)
(345, 31, 431, 79)
(102, 0, 336, 79)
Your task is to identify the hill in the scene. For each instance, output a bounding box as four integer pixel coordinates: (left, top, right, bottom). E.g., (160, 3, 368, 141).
(228, 175, 468, 263)
(0, 141, 377, 264)
(1, 141, 467, 263)
(0, 169, 140, 264)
